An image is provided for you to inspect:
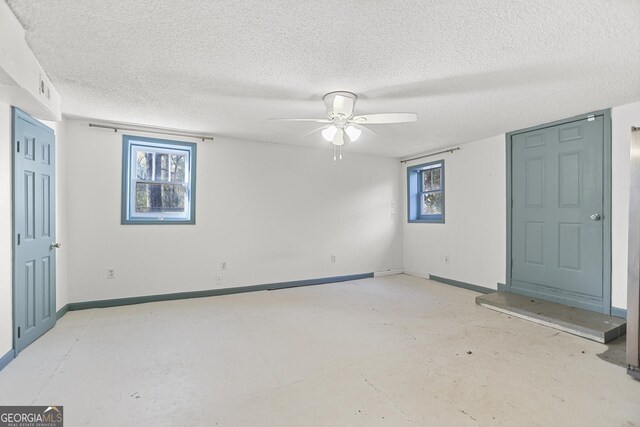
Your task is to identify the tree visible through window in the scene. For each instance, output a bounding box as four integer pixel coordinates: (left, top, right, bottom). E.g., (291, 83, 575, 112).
(122, 136, 196, 224)
(421, 166, 443, 215)
(407, 160, 445, 223)
(135, 151, 186, 213)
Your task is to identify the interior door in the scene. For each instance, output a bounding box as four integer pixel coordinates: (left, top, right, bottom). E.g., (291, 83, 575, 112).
(13, 107, 56, 353)
(509, 113, 608, 313)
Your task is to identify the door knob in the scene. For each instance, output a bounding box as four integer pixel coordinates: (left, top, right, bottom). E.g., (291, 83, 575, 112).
(50, 242, 61, 250)
(590, 214, 602, 221)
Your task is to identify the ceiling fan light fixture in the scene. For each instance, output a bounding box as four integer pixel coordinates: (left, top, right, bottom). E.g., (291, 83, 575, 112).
(345, 125, 361, 142)
(321, 125, 338, 142)
(271, 91, 417, 159)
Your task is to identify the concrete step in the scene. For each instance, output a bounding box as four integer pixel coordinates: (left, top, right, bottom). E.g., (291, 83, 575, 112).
(476, 292, 626, 343)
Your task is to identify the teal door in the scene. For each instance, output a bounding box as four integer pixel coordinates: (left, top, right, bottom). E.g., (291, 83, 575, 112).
(509, 113, 609, 313)
(13, 108, 57, 353)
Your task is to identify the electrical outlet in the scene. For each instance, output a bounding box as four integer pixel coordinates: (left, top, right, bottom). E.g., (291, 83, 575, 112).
(331, 255, 337, 263)
(221, 261, 228, 270)
(107, 269, 116, 279)
(216, 275, 223, 285)
(444, 256, 450, 264)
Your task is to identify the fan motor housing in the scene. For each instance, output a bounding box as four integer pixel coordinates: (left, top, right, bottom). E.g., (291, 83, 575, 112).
(323, 91, 357, 118)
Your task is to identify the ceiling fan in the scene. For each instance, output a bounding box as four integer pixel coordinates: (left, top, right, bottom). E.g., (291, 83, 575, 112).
(272, 91, 417, 160)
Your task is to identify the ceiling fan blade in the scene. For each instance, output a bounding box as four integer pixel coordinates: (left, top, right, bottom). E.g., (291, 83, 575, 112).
(333, 128, 345, 146)
(350, 113, 417, 124)
(299, 126, 326, 139)
(333, 95, 354, 117)
(352, 123, 377, 137)
(270, 118, 332, 123)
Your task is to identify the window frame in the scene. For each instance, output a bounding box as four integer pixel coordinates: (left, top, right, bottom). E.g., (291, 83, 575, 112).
(407, 159, 445, 223)
(121, 135, 197, 225)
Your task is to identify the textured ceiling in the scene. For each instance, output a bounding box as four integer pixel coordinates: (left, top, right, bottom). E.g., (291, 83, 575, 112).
(6, 0, 640, 157)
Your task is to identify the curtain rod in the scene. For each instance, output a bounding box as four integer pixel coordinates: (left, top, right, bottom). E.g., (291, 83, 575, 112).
(400, 147, 460, 164)
(633, 126, 640, 132)
(88, 123, 214, 141)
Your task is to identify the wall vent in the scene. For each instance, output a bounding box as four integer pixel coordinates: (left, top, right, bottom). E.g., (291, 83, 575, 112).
(39, 74, 51, 100)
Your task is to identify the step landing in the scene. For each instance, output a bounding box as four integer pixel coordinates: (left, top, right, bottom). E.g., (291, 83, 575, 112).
(476, 292, 626, 343)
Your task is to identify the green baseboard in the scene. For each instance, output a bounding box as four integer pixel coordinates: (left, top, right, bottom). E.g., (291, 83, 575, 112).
(0, 349, 14, 372)
(56, 304, 70, 320)
(611, 307, 627, 319)
(429, 275, 494, 294)
(58, 272, 374, 314)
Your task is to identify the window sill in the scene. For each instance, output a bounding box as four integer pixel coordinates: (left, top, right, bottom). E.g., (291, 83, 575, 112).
(408, 218, 445, 224)
(122, 218, 195, 225)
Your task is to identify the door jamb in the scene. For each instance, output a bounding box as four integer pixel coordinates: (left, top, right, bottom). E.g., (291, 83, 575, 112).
(505, 109, 612, 315)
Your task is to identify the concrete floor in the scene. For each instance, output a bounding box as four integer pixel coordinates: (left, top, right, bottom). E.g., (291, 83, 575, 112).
(0, 274, 638, 426)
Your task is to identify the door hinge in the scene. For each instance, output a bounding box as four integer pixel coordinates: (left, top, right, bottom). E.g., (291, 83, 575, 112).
(587, 114, 595, 122)
(17, 327, 20, 338)
(17, 234, 20, 245)
(17, 141, 20, 152)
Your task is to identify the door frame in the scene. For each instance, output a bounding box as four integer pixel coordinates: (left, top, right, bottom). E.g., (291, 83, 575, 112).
(11, 107, 57, 355)
(505, 109, 612, 314)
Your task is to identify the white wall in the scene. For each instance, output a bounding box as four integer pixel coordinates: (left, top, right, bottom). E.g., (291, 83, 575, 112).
(403, 135, 507, 289)
(64, 119, 403, 302)
(0, 100, 13, 357)
(611, 101, 640, 309)
(403, 102, 640, 311)
(0, 0, 61, 121)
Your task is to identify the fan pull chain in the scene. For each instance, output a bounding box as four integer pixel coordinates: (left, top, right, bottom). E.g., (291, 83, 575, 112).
(339, 145, 342, 160)
(333, 145, 337, 161)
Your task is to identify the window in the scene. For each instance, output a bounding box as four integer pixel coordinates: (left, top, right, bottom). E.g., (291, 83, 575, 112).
(122, 135, 196, 224)
(407, 160, 445, 223)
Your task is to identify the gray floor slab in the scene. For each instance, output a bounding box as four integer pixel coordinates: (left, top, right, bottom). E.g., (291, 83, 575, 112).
(476, 292, 626, 343)
(0, 275, 638, 426)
